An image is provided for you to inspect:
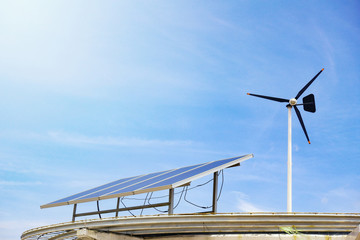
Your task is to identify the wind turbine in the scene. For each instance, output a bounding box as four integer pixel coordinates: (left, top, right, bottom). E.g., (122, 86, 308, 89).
(247, 68, 324, 212)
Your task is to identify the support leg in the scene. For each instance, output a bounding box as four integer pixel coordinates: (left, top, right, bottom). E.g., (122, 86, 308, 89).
(168, 188, 174, 215)
(72, 204, 77, 222)
(212, 171, 218, 213)
(115, 197, 120, 217)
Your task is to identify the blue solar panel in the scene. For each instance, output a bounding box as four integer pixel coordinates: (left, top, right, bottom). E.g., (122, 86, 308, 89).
(142, 157, 240, 190)
(101, 163, 204, 198)
(41, 154, 253, 208)
(46, 176, 138, 206)
(73, 169, 172, 202)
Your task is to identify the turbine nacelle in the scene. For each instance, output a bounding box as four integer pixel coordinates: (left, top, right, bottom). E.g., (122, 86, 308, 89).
(289, 98, 297, 106)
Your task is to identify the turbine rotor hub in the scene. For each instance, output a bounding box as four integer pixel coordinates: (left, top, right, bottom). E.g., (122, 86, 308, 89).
(289, 98, 297, 106)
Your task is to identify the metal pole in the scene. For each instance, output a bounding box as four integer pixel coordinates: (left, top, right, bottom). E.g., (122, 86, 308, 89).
(212, 171, 218, 213)
(168, 188, 174, 215)
(115, 198, 120, 217)
(72, 204, 77, 222)
(287, 106, 292, 213)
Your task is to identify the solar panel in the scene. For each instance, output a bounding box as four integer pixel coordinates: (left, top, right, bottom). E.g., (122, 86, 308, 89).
(41, 154, 253, 209)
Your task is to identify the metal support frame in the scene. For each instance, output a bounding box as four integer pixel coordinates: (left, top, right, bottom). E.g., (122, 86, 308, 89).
(71, 170, 226, 221)
(115, 198, 120, 217)
(168, 188, 174, 215)
(73, 202, 170, 220)
(212, 171, 218, 213)
(72, 189, 177, 221)
(72, 204, 77, 222)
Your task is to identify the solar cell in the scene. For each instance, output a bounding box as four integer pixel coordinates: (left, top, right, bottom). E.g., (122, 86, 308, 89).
(101, 163, 204, 198)
(143, 157, 239, 190)
(45, 175, 138, 206)
(41, 154, 253, 208)
(73, 169, 173, 202)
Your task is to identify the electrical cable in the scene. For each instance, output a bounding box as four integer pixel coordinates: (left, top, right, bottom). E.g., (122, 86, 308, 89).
(120, 197, 135, 216)
(119, 171, 225, 214)
(124, 188, 185, 201)
(184, 185, 211, 209)
(217, 170, 224, 201)
(97, 200, 102, 219)
(173, 186, 185, 209)
(123, 177, 215, 202)
(187, 178, 213, 191)
(183, 170, 225, 210)
(140, 192, 149, 215)
(148, 192, 168, 213)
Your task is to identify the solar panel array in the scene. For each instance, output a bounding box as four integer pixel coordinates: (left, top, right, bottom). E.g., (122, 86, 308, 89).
(41, 154, 253, 208)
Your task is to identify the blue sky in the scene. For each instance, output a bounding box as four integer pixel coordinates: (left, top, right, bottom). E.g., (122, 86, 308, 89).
(0, 1, 359, 239)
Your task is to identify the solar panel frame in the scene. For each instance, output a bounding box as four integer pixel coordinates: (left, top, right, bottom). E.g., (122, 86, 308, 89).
(43, 175, 144, 207)
(41, 154, 253, 209)
(71, 169, 177, 202)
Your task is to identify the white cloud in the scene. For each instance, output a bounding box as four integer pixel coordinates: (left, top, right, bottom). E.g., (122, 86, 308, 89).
(321, 187, 360, 212)
(47, 131, 195, 147)
(293, 144, 299, 152)
(0, 181, 42, 186)
(1, 130, 197, 148)
(233, 191, 267, 212)
(0, 220, 51, 240)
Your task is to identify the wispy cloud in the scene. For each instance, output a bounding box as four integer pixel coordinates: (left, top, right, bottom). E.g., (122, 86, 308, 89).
(47, 131, 195, 147)
(0, 181, 42, 187)
(0, 220, 52, 240)
(2, 130, 197, 148)
(321, 187, 360, 212)
(233, 191, 267, 212)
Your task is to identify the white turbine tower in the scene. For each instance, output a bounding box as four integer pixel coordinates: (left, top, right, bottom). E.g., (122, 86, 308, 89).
(247, 68, 324, 212)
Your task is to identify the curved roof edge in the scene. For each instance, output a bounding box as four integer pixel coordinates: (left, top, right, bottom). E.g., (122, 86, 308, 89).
(22, 212, 360, 240)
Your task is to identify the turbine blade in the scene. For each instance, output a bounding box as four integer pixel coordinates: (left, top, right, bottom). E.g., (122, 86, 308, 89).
(295, 68, 324, 99)
(247, 93, 289, 103)
(294, 105, 311, 144)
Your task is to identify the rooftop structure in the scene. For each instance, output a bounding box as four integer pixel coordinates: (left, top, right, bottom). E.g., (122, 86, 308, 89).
(22, 212, 360, 240)
(22, 154, 360, 240)
(41, 155, 253, 221)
